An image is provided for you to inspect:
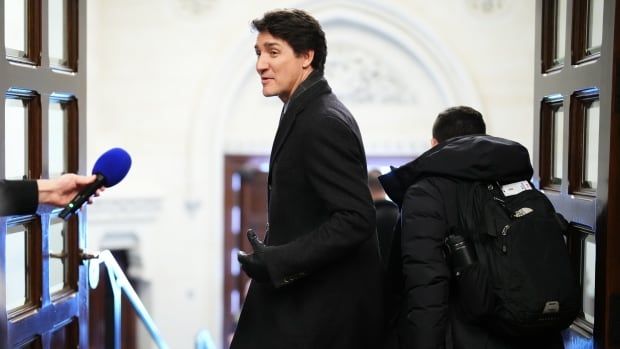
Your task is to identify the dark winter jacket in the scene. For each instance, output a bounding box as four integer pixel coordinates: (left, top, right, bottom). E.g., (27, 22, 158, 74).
(231, 72, 383, 349)
(379, 135, 564, 349)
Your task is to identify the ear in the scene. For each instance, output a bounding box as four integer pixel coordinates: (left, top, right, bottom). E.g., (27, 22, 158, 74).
(302, 50, 315, 69)
(431, 138, 439, 147)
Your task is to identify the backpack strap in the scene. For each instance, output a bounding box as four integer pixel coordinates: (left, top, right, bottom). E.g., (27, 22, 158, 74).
(450, 182, 485, 269)
(451, 181, 507, 268)
(454, 181, 506, 237)
(453, 181, 472, 238)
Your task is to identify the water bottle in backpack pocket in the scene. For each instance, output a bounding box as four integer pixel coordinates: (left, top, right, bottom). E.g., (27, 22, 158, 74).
(445, 234, 494, 323)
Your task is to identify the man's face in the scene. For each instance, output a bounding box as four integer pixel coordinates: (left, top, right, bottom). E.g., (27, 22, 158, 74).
(254, 31, 314, 102)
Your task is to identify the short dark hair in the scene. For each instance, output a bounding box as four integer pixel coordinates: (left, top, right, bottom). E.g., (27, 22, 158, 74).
(432, 106, 486, 143)
(251, 9, 327, 73)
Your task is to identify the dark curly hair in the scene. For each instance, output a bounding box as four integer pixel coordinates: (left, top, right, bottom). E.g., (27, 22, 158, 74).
(252, 9, 327, 73)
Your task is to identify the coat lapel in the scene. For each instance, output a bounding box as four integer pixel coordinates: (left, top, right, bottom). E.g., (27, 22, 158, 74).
(268, 73, 331, 176)
(269, 105, 299, 170)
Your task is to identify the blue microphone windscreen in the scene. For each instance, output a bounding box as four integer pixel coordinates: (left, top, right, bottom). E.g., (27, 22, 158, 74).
(92, 148, 132, 187)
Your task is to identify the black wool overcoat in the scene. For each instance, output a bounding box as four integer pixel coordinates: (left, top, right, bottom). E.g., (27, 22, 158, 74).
(231, 72, 384, 349)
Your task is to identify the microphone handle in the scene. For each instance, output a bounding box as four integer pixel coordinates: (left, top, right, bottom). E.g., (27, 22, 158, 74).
(58, 174, 106, 219)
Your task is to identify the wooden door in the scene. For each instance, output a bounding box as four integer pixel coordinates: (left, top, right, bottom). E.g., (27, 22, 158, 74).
(1, 0, 87, 347)
(222, 155, 269, 347)
(534, 0, 619, 347)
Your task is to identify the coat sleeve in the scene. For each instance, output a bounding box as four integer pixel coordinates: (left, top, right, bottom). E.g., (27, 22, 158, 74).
(0, 180, 39, 216)
(263, 114, 376, 287)
(401, 181, 450, 349)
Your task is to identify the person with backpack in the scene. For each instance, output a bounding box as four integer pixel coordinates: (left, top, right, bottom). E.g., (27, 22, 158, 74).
(379, 106, 577, 349)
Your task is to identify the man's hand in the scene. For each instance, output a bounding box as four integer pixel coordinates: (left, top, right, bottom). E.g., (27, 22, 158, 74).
(37, 174, 104, 207)
(238, 229, 270, 282)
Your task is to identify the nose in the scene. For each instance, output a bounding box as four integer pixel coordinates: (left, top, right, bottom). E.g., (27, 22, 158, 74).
(256, 53, 268, 73)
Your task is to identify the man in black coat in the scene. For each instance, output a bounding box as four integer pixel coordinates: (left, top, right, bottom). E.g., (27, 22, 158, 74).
(0, 174, 99, 215)
(380, 106, 564, 349)
(231, 9, 383, 349)
(369, 169, 399, 268)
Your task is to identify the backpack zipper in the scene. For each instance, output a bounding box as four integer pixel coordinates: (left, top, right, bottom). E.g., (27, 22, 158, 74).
(500, 224, 510, 254)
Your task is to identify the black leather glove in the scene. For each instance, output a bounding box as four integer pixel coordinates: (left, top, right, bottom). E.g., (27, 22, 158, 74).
(238, 229, 270, 282)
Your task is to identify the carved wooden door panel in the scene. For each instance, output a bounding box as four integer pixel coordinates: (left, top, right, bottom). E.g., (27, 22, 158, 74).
(534, 1, 619, 347)
(1, 0, 88, 347)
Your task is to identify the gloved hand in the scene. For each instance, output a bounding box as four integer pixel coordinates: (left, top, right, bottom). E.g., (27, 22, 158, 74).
(238, 229, 270, 282)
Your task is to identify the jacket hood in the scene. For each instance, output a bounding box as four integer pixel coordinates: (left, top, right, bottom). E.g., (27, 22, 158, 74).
(379, 135, 533, 207)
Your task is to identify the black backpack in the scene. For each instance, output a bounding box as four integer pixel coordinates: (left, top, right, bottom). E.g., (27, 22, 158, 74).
(450, 180, 581, 337)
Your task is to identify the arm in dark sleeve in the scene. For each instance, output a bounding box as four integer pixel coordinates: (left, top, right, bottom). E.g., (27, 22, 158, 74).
(0, 180, 39, 216)
(401, 182, 450, 349)
(263, 115, 376, 287)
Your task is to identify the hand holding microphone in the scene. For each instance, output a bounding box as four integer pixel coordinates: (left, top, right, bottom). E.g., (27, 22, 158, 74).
(58, 148, 132, 219)
(38, 174, 100, 207)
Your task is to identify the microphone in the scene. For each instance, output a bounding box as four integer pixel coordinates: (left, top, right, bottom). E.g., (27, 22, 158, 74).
(59, 148, 132, 219)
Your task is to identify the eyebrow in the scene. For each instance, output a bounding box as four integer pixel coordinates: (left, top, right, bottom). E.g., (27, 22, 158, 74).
(255, 42, 281, 50)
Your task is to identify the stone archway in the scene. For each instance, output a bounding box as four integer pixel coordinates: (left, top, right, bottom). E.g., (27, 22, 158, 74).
(187, 0, 482, 198)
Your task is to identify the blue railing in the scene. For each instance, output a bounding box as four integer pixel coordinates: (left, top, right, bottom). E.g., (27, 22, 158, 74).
(87, 249, 169, 349)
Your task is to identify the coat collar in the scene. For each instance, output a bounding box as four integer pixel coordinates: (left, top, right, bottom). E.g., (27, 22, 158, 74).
(268, 71, 331, 172)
